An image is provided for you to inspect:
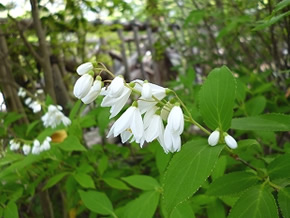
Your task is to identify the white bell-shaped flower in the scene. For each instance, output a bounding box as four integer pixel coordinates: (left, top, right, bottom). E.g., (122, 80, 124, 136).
(73, 74, 94, 99)
(22, 144, 31, 155)
(141, 82, 152, 99)
(208, 130, 220, 146)
(32, 139, 41, 155)
(144, 113, 165, 147)
(76, 62, 93, 75)
(40, 137, 51, 152)
(163, 106, 184, 153)
(81, 79, 102, 104)
(107, 76, 125, 98)
(9, 140, 20, 151)
(101, 86, 132, 118)
(224, 134, 238, 149)
(107, 104, 144, 144)
(41, 105, 71, 128)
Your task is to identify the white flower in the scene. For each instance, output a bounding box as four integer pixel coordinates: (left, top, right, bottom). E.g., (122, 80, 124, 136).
(144, 111, 165, 150)
(138, 82, 166, 114)
(107, 76, 125, 98)
(107, 105, 144, 145)
(32, 139, 41, 155)
(18, 88, 26, 98)
(40, 137, 51, 152)
(224, 134, 238, 149)
(41, 105, 71, 128)
(73, 74, 94, 99)
(81, 79, 102, 104)
(25, 97, 32, 105)
(22, 144, 31, 155)
(9, 140, 20, 151)
(29, 101, 42, 113)
(76, 62, 93, 75)
(208, 130, 220, 146)
(163, 106, 184, 153)
(141, 82, 152, 99)
(101, 86, 132, 119)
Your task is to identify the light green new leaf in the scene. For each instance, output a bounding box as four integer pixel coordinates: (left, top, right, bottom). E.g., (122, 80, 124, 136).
(78, 190, 115, 216)
(103, 178, 131, 190)
(58, 135, 87, 151)
(199, 66, 236, 131)
(4, 202, 18, 218)
(228, 185, 278, 218)
(274, 0, 290, 12)
(231, 113, 290, 131)
(207, 172, 258, 196)
(74, 173, 95, 189)
(267, 154, 290, 179)
(122, 191, 160, 218)
(278, 187, 290, 218)
(162, 139, 224, 216)
(43, 172, 70, 190)
(121, 175, 160, 191)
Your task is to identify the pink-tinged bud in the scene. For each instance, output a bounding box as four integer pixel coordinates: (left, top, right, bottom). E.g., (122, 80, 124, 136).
(73, 74, 93, 99)
(208, 130, 220, 146)
(76, 62, 93, 75)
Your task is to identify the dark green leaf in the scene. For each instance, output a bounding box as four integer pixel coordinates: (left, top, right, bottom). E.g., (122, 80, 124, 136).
(207, 172, 258, 196)
(278, 187, 290, 218)
(199, 66, 236, 131)
(268, 154, 290, 179)
(123, 191, 160, 218)
(162, 139, 224, 216)
(58, 135, 86, 151)
(231, 114, 290, 131)
(207, 199, 226, 218)
(228, 185, 278, 218)
(245, 96, 266, 116)
(43, 172, 70, 190)
(74, 173, 95, 189)
(78, 190, 115, 216)
(122, 175, 160, 191)
(4, 202, 18, 218)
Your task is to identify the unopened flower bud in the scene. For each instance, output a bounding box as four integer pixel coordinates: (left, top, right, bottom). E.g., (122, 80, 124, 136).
(208, 130, 220, 146)
(76, 62, 93, 75)
(141, 82, 152, 99)
(73, 74, 93, 99)
(81, 80, 102, 104)
(224, 134, 238, 149)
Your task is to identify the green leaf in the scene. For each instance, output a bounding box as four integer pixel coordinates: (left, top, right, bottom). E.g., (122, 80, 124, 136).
(103, 178, 131, 190)
(69, 100, 81, 119)
(207, 172, 258, 196)
(274, 0, 290, 12)
(78, 190, 115, 216)
(98, 155, 108, 176)
(58, 135, 86, 151)
(43, 172, 70, 190)
(4, 202, 18, 218)
(278, 187, 290, 218)
(211, 155, 227, 180)
(122, 175, 160, 191)
(228, 185, 278, 218)
(162, 139, 224, 216)
(123, 191, 160, 218)
(231, 113, 290, 131)
(199, 66, 236, 131)
(267, 154, 290, 179)
(245, 96, 266, 116)
(207, 199, 226, 218)
(80, 115, 97, 128)
(184, 10, 205, 26)
(74, 173, 95, 189)
(253, 11, 290, 30)
(170, 201, 195, 218)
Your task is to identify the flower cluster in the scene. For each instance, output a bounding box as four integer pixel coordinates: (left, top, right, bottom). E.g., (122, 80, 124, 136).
(18, 87, 42, 113)
(41, 105, 71, 128)
(73, 62, 185, 153)
(208, 129, 238, 149)
(9, 137, 52, 155)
